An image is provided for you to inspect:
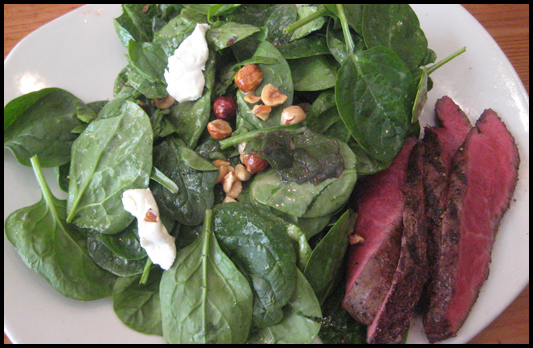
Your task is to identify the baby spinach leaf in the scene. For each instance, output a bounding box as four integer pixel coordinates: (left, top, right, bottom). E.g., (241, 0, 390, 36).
(212, 203, 298, 328)
(250, 140, 357, 218)
(289, 54, 339, 92)
(87, 234, 147, 277)
(153, 15, 196, 56)
(151, 137, 218, 226)
(226, 4, 298, 45)
(160, 209, 253, 344)
(289, 5, 327, 41)
(94, 219, 147, 260)
(335, 46, 415, 165)
(127, 40, 168, 84)
(246, 269, 322, 344)
(303, 209, 356, 305)
(66, 99, 153, 234)
(4, 88, 85, 167)
(277, 34, 330, 60)
(362, 4, 428, 70)
(113, 267, 164, 336)
(207, 22, 261, 51)
(5, 156, 116, 301)
(113, 4, 153, 47)
(244, 129, 345, 185)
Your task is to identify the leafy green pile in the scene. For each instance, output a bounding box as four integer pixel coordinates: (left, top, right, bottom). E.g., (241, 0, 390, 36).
(4, 4, 464, 344)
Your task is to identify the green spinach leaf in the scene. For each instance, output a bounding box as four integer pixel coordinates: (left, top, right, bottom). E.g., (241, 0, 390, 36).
(246, 269, 321, 344)
(151, 137, 218, 226)
(303, 209, 356, 305)
(160, 209, 253, 344)
(362, 4, 428, 70)
(114, 4, 154, 47)
(4, 88, 85, 167)
(113, 267, 164, 336)
(207, 22, 261, 51)
(66, 99, 153, 234)
(289, 54, 339, 92)
(212, 203, 298, 328)
(5, 156, 116, 301)
(335, 46, 415, 165)
(250, 139, 357, 218)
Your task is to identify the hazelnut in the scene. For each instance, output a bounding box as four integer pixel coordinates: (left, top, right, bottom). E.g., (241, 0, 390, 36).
(244, 92, 261, 104)
(223, 171, 238, 193)
(213, 96, 237, 121)
(280, 105, 307, 125)
(252, 104, 272, 121)
(261, 84, 287, 107)
(223, 196, 237, 203)
(234, 164, 252, 181)
(152, 95, 175, 109)
(207, 119, 232, 140)
(234, 64, 263, 93)
(215, 163, 229, 184)
(226, 179, 242, 199)
(242, 154, 268, 174)
(212, 159, 231, 168)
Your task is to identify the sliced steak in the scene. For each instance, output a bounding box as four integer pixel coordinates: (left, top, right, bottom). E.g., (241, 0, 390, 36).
(366, 141, 428, 344)
(420, 97, 472, 311)
(343, 137, 417, 326)
(423, 109, 520, 343)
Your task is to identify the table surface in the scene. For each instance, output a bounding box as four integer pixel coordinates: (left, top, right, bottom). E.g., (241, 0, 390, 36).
(3, 4, 529, 345)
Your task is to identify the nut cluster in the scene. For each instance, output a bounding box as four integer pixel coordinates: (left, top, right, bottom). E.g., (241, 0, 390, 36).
(234, 64, 307, 125)
(213, 159, 255, 203)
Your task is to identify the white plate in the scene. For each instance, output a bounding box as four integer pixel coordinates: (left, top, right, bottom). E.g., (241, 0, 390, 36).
(4, 4, 529, 344)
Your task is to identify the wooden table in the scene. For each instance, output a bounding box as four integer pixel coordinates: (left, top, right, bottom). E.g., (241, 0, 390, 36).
(3, 4, 529, 345)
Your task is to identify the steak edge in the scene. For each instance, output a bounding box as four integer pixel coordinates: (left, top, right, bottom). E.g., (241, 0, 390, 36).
(423, 108, 520, 343)
(343, 138, 417, 326)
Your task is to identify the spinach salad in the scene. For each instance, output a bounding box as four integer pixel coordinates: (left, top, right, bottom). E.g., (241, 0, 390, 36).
(4, 4, 464, 344)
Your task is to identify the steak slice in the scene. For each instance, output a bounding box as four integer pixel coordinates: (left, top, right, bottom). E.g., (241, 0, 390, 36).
(423, 109, 520, 343)
(420, 97, 472, 311)
(366, 141, 428, 344)
(343, 137, 417, 326)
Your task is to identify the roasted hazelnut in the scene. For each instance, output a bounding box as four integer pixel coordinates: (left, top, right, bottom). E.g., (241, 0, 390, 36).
(213, 96, 237, 120)
(234, 164, 252, 181)
(244, 91, 261, 104)
(242, 154, 268, 174)
(261, 84, 287, 106)
(152, 95, 175, 109)
(207, 119, 232, 140)
(252, 104, 272, 121)
(234, 64, 263, 93)
(280, 105, 307, 125)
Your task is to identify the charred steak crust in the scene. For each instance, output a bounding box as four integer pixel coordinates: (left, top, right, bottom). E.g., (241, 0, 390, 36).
(423, 108, 520, 343)
(420, 97, 472, 317)
(367, 142, 428, 344)
(343, 138, 418, 326)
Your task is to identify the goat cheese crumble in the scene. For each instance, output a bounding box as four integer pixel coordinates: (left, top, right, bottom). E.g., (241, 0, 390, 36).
(164, 23, 210, 103)
(122, 188, 176, 270)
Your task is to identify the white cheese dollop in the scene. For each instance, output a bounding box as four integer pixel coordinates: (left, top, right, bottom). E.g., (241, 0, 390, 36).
(164, 23, 211, 103)
(122, 188, 176, 270)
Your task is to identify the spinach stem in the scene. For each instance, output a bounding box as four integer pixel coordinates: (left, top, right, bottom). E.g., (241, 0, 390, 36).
(219, 125, 307, 150)
(283, 7, 328, 34)
(426, 47, 466, 75)
(139, 258, 152, 285)
(30, 155, 59, 219)
(150, 166, 179, 194)
(336, 4, 355, 53)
